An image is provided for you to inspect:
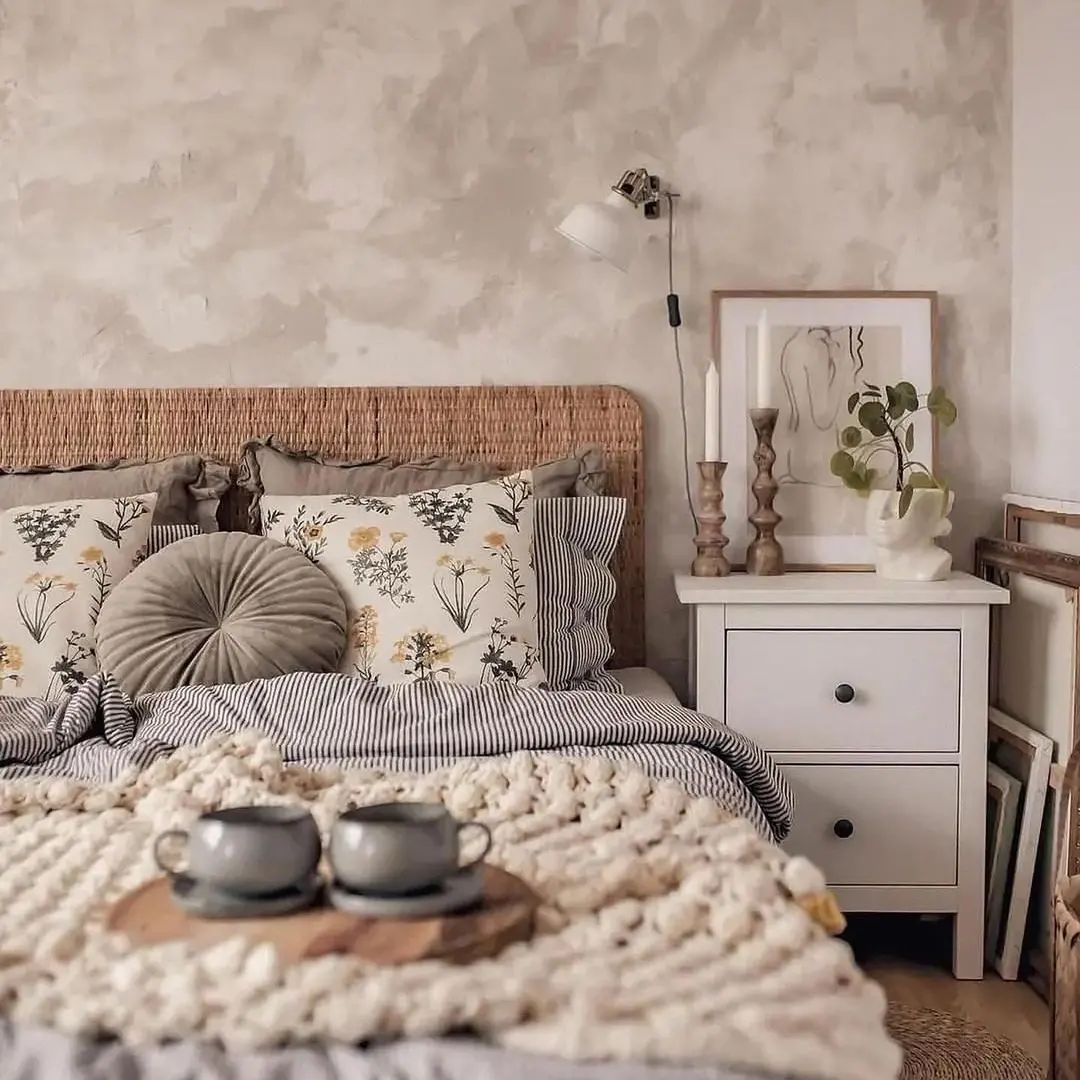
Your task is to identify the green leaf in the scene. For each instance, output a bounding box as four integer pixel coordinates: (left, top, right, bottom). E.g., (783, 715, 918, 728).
(844, 463, 877, 496)
(841, 426, 862, 448)
(96, 521, 120, 545)
(898, 484, 914, 518)
(847, 391, 860, 414)
(927, 385, 946, 408)
(908, 471, 936, 489)
(928, 395, 958, 426)
(904, 425, 915, 453)
(857, 401, 889, 437)
(830, 450, 855, 478)
(864, 382, 882, 393)
(895, 381, 919, 413)
(862, 388, 882, 398)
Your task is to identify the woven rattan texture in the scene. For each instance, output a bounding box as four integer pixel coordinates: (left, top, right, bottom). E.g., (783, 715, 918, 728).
(0, 386, 645, 666)
(1053, 742, 1080, 1079)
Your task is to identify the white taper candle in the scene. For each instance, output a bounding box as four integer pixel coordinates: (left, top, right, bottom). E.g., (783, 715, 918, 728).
(704, 361, 720, 461)
(756, 309, 771, 408)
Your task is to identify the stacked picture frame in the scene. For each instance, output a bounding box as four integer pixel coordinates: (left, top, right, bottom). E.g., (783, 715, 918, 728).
(977, 528, 1080, 985)
(986, 708, 1053, 980)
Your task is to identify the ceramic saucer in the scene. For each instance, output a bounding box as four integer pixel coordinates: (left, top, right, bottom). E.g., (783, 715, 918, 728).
(169, 872, 322, 919)
(328, 866, 485, 918)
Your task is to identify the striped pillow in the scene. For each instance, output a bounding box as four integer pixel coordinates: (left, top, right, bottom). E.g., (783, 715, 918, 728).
(535, 497, 626, 692)
(147, 524, 200, 557)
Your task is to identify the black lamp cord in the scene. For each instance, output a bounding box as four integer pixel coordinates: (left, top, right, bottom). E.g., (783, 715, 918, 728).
(664, 191, 699, 535)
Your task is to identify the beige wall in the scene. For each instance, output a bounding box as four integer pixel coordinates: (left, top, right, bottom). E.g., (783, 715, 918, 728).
(0, 1, 1011, 691)
(1012, 0, 1080, 503)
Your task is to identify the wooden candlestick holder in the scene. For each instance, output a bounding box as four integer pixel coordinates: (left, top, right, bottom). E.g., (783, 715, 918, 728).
(691, 461, 731, 577)
(747, 408, 785, 576)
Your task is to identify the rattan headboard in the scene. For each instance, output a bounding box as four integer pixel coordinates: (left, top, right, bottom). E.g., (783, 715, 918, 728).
(0, 385, 645, 666)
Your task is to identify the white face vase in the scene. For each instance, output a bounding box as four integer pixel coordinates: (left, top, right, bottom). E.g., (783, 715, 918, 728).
(865, 488, 954, 582)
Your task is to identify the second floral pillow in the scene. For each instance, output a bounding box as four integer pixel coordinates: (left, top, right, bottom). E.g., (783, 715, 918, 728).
(261, 472, 544, 687)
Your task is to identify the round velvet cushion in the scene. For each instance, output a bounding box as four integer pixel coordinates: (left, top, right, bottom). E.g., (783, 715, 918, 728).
(96, 533, 347, 696)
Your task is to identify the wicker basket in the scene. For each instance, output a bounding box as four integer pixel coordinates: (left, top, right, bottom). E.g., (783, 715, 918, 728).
(1053, 742, 1080, 1078)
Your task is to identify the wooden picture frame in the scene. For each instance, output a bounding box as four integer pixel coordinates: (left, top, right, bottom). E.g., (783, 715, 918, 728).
(976, 536, 1080, 795)
(711, 290, 938, 569)
(987, 708, 1054, 981)
(977, 534, 1080, 990)
(1003, 495, 1080, 544)
(986, 760, 1022, 961)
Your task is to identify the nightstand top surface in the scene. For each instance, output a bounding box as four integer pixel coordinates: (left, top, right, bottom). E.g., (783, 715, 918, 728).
(674, 571, 1009, 606)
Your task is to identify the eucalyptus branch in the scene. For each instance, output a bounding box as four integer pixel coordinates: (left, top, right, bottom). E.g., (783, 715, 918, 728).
(861, 446, 897, 468)
(879, 411, 907, 491)
(831, 380, 956, 509)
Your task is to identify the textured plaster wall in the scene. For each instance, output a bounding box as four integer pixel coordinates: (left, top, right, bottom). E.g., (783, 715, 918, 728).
(1012, 0, 1080, 504)
(0, 1, 1011, 691)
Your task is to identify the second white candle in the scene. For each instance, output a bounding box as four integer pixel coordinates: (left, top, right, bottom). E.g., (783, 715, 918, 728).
(756, 309, 771, 409)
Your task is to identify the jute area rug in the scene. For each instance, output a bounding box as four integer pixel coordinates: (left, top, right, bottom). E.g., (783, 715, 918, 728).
(887, 1003, 1044, 1080)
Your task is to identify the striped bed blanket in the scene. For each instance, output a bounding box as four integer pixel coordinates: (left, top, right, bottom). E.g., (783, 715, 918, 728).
(0, 671, 791, 839)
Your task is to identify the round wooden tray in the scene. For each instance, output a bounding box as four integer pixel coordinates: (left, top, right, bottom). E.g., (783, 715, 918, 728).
(108, 865, 538, 966)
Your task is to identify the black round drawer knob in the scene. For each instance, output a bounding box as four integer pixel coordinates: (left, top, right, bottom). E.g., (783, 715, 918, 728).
(834, 683, 856, 704)
(833, 819, 855, 840)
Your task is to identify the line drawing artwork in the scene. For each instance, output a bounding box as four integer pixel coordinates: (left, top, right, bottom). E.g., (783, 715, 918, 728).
(761, 323, 901, 536)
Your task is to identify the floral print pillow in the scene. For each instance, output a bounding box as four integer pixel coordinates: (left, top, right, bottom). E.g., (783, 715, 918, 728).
(0, 494, 157, 699)
(261, 473, 544, 687)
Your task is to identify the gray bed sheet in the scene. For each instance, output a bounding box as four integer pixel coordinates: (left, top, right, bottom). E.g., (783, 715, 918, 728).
(611, 666, 682, 704)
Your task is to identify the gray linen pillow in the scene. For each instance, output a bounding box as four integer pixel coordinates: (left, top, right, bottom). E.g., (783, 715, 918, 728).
(236, 437, 606, 530)
(0, 455, 229, 532)
(95, 532, 347, 696)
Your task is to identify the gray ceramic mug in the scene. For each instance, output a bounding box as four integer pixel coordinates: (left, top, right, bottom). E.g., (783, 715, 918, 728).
(153, 806, 322, 896)
(330, 802, 492, 895)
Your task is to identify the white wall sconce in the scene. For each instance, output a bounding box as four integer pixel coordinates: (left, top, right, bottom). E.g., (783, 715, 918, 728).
(556, 167, 699, 532)
(556, 167, 664, 273)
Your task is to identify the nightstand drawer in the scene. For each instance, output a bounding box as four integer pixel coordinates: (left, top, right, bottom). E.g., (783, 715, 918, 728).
(784, 764, 958, 886)
(725, 629, 959, 752)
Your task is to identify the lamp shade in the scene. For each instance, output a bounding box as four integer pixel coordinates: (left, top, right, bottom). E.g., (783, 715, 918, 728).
(555, 191, 636, 272)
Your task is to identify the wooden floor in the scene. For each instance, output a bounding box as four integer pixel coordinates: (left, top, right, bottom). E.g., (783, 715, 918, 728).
(846, 915, 1050, 1068)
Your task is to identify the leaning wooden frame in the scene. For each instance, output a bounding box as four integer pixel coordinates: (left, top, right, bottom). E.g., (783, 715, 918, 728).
(986, 708, 1053, 981)
(1004, 501, 1080, 545)
(976, 537, 1080, 991)
(975, 535, 1080, 805)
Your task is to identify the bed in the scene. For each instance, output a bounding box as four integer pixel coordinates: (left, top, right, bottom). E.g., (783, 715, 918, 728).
(0, 385, 898, 1080)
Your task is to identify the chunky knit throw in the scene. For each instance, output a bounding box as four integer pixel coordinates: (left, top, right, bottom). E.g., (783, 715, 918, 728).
(0, 733, 900, 1079)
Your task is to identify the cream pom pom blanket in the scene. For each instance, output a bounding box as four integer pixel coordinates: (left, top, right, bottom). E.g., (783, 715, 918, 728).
(0, 733, 900, 1080)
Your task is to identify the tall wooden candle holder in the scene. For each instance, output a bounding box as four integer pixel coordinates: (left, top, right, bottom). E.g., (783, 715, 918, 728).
(747, 408, 785, 576)
(691, 461, 731, 577)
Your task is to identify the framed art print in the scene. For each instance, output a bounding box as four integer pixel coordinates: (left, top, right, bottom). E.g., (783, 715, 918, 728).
(712, 290, 938, 567)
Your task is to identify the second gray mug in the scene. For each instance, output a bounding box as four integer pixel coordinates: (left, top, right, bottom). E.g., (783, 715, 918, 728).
(330, 802, 492, 895)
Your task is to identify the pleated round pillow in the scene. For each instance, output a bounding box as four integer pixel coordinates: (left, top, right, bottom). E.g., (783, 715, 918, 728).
(96, 532, 347, 696)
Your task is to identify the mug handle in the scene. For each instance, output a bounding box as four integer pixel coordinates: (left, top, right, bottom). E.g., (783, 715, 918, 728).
(153, 829, 189, 877)
(457, 821, 492, 870)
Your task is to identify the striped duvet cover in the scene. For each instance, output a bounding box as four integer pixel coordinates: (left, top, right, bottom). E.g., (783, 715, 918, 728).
(0, 671, 791, 840)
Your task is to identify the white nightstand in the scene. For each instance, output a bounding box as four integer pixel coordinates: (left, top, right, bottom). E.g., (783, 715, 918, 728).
(675, 571, 1010, 979)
